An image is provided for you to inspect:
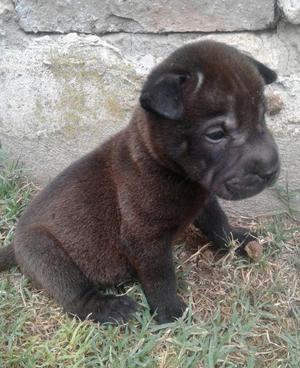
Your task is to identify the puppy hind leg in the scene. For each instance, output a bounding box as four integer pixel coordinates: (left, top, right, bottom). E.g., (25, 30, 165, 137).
(14, 226, 138, 324)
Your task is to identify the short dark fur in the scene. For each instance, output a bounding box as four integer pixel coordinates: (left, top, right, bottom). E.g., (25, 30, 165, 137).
(0, 41, 279, 324)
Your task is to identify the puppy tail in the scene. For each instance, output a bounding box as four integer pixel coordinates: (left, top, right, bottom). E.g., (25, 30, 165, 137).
(0, 242, 17, 272)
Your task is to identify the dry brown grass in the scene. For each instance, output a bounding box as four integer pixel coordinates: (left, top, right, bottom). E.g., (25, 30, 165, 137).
(176, 217, 300, 366)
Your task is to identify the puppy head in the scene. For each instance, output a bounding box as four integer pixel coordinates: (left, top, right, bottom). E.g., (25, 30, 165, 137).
(139, 40, 280, 200)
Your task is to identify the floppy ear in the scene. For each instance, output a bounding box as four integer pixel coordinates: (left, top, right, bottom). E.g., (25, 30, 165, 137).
(140, 72, 188, 120)
(247, 56, 277, 85)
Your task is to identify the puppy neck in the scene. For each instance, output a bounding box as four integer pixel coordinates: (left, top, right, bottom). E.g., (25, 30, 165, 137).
(128, 107, 187, 179)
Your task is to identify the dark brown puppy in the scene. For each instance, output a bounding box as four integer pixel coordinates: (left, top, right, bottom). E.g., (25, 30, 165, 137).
(0, 41, 279, 324)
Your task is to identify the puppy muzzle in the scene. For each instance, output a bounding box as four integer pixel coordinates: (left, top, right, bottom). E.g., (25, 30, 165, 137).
(217, 162, 280, 200)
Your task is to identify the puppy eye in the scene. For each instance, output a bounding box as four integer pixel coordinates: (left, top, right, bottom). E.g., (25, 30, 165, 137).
(205, 129, 225, 143)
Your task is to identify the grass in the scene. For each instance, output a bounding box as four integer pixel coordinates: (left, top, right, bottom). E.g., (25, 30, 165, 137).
(0, 153, 299, 367)
(275, 184, 300, 222)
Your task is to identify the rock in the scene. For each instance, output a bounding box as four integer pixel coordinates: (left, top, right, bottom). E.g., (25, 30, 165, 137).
(278, 0, 300, 25)
(245, 241, 263, 261)
(265, 90, 284, 116)
(14, 0, 275, 34)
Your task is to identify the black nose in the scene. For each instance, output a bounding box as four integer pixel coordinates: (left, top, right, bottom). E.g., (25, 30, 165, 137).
(247, 129, 280, 186)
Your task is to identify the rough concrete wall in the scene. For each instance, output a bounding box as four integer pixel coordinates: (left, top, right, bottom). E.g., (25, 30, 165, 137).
(0, 0, 299, 217)
(14, 0, 275, 33)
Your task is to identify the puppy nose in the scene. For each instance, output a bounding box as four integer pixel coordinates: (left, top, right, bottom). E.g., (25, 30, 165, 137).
(247, 129, 280, 185)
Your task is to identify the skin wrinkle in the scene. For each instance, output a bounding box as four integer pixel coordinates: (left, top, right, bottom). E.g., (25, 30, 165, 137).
(193, 71, 204, 95)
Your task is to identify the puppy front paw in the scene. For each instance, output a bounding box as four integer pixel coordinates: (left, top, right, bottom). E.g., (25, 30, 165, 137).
(228, 227, 257, 256)
(154, 296, 187, 324)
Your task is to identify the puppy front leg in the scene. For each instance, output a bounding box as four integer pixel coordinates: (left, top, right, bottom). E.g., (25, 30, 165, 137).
(123, 237, 186, 323)
(194, 195, 256, 255)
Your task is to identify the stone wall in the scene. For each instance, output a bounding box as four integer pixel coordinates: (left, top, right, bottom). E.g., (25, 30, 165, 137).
(0, 0, 299, 217)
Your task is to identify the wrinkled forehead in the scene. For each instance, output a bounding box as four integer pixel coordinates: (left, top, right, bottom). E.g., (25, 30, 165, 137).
(169, 43, 265, 111)
(196, 59, 265, 115)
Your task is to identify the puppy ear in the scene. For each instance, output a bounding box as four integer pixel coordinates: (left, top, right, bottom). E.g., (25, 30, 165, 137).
(140, 73, 188, 120)
(247, 56, 277, 85)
